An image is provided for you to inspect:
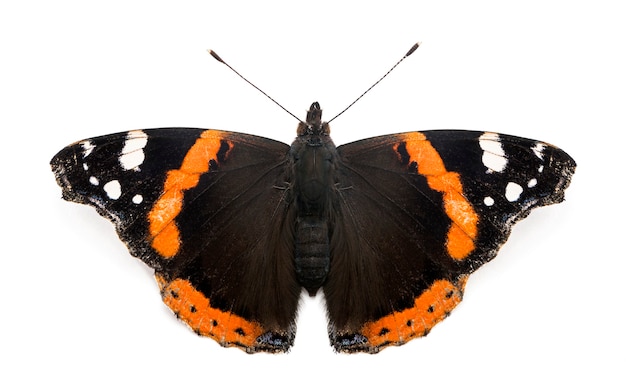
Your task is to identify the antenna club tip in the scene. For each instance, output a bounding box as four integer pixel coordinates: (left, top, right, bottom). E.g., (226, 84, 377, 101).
(406, 42, 420, 57)
(208, 50, 224, 63)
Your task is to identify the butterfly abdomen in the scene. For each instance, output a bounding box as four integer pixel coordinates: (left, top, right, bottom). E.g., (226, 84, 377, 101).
(294, 216, 330, 295)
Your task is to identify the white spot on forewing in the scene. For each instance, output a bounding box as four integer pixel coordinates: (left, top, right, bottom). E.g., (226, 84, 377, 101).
(132, 194, 143, 204)
(479, 132, 507, 173)
(505, 182, 523, 202)
(532, 142, 546, 160)
(89, 176, 99, 186)
(83, 163, 89, 171)
(119, 130, 148, 170)
(81, 140, 95, 158)
(528, 178, 537, 188)
(104, 180, 122, 200)
(484, 196, 495, 206)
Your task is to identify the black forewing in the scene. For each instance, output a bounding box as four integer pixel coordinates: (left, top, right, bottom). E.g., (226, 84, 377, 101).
(324, 130, 575, 331)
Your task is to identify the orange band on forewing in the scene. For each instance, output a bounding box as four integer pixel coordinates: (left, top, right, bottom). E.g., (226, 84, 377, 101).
(156, 275, 265, 348)
(148, 131, 228, 257)
(361, 277, 467, 348)
(401, 132, 478, 260)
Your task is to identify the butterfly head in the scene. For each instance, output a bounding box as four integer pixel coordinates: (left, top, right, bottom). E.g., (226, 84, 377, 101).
(297, 102, 330, 141)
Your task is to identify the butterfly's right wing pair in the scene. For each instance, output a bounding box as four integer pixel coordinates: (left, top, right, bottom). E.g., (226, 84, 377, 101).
(326, 130, 575, 353)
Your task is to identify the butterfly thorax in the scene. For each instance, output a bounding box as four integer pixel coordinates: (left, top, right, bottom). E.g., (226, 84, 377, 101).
(291, 102, 336, 296)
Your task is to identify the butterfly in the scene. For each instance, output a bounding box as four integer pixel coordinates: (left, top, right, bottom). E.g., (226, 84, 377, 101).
(50, 45, 576, 353)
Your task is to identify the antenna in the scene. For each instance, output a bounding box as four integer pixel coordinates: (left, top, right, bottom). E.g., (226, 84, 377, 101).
(327, 42, 419, 123)
(209, 50, 303, 123)
(210, 42, 419, 124)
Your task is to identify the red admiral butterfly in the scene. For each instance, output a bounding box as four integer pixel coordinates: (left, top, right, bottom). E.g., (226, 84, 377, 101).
(50, 44, 575, 353)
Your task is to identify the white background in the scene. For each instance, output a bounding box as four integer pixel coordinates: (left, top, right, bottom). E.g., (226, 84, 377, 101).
(2, 1, 624, 381)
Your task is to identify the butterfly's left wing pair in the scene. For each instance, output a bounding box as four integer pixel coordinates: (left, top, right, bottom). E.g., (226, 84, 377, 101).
(51, 128, 575, 353)
(51, 128, 302, 352)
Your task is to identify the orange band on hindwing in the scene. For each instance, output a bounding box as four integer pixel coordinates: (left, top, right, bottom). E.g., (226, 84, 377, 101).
(361, 276, 468, 349)
(156, 275, 265, 349)
(398, 132, 479, 260)
(148, 130, 230, 258)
